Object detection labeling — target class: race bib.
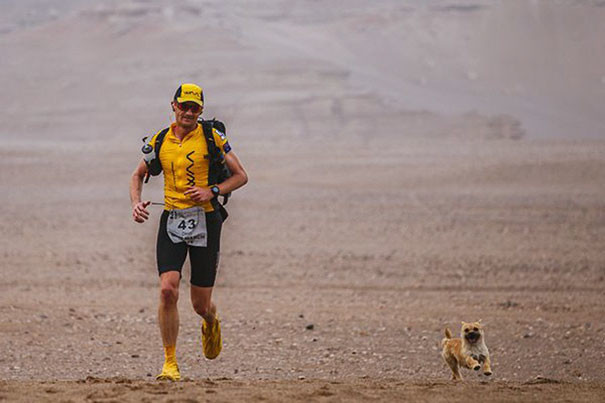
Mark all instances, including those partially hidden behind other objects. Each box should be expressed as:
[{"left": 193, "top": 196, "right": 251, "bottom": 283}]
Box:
[{"left": 166, "top": 206, "right": 207, "bottom": 247}]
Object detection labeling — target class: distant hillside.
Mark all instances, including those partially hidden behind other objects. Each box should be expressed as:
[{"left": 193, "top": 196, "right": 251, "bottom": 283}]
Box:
[{"left": 0, "top": 0, "right": 603, "bottom": 144}]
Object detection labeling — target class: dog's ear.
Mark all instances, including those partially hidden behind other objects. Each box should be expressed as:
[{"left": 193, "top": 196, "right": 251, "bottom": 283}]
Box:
[{"left": 478, "top": 319, "right": 482, "bottom": 323}]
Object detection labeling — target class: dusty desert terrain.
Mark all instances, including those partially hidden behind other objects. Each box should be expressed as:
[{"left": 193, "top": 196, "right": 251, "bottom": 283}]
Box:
[{"left": 1, "top": 1, "right": 604, "bottom": 401}]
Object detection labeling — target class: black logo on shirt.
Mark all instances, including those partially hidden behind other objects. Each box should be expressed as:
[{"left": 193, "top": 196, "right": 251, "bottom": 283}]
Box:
[{"left": 186, "top": 151, "right": 195, "bottom": 186}]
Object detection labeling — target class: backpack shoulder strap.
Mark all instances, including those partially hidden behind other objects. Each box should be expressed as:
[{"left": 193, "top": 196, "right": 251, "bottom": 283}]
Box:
[
  {"left": 200, "top": 120, "right": 219, "bottom": 157},
  {"left": 154, "top": 127, "right": 170, "bottom": 157},
  {"left": 200, "top": 120, "right": 221, "bottom": 181}
]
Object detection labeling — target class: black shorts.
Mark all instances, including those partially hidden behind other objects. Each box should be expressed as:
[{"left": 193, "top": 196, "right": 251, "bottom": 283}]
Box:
[{"left": 156, "top": 209, "right": 222, "bottom": 287}]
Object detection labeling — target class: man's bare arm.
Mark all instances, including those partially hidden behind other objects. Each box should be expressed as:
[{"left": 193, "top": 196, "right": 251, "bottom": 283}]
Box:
[
  {"left": 218, "top": 150, "right": 248, "bottom": 195},
  {"left": 130, "top": 159, "right": 151, "bottom": 223}
]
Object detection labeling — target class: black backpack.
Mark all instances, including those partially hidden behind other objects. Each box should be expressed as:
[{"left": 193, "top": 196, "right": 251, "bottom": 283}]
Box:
[{"left": 142, "top": 118, "right": 232, "bottom": 210}]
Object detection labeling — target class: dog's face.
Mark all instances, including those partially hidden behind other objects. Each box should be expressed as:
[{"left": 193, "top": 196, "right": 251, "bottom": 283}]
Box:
[{"left": 461, "top": 321, "right": 484, "bottom": 344}]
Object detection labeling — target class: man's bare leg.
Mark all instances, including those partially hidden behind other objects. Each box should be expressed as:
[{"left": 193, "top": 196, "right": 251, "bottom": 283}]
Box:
[
  {"left": 191, "top": 285, "right": 222, "bottom": 359},
  {"left": 157, "top": 271, "right": 181, "bottom": 380},
  {"left": 191, "top": 285, "right": 215, "bottom": 324}
]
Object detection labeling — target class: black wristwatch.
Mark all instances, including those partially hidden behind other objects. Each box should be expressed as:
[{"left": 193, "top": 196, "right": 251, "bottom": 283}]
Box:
[{"left": 211, "top": 185, "right": 220, "bottom": 197}]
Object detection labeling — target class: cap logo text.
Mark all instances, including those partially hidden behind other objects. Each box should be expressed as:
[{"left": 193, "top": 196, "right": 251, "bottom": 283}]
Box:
[{"left": 183, "top": 90, "right": 201, "bottom": 98}]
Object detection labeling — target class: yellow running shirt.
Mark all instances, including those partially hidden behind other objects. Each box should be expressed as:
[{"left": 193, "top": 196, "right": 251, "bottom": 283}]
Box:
[{"left": 149, "top": 122, "right": 230, "bottom": 211}]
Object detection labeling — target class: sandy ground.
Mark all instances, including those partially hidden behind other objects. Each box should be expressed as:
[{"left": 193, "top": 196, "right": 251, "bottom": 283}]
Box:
[
  {"left": 1, "top": 1, "right": 604, "bottom": 401},
  {"left": 2, "top": 378, "right": 605, "bottom": 403}
]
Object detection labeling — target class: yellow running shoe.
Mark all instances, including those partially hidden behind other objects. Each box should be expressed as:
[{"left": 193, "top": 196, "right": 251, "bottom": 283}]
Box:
[
  {"left": 156, "top": 361, "right": 181, "bottom": 381},
  {"left": 202, "top": 314, "right": 222, "bottom": 359}
]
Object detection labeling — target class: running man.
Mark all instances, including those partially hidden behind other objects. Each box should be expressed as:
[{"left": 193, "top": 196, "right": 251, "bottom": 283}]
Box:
[{"left": 129, "top": 83, "right": 248, "bottom": 380}]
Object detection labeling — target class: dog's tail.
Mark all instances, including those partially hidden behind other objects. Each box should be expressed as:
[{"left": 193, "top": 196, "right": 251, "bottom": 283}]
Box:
[{"left": 441, "top": 328, "right": 453, "bottom": 348}]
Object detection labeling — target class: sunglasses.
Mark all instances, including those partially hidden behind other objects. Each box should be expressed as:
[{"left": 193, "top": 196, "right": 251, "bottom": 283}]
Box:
[{"left": 175, "top": 101, "right": 202, "bottom": 113}]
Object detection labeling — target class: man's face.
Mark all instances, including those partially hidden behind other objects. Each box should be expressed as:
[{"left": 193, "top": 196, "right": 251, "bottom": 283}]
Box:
[{"left": 173, "top": 101, "right": 203, "bottom": 128}]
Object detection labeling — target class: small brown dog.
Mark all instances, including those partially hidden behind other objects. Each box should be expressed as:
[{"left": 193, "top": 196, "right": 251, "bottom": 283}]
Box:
[{"left": 441, "top": 320, "right": 492, "bottom": 380}]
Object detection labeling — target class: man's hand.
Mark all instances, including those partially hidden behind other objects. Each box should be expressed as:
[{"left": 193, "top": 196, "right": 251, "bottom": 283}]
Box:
[
  {"left": 184, "top": 186, "right": 214, "bottom": 203},
  {"left": 133, "top": 200, "right": 151, "bottom": 223}
]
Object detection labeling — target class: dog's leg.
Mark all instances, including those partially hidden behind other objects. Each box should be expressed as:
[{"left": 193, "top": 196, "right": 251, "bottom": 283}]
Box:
[
  {"left": 483, "top": 355, "right": 493, "bottom": 376},
  {"left": 465, "top": 355, "right": 481, "bottom": 371},
  {"left": 451, "top": 363, "right": 463, "bottom": 381},
  {"left": 443, "top": 352, "right": 462, "bottom": 381}
]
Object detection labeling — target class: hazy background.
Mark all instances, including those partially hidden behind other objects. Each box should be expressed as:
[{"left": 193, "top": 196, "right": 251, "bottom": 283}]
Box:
[{"left": 1, "top": 0, "right": 604, "bottom": 148}]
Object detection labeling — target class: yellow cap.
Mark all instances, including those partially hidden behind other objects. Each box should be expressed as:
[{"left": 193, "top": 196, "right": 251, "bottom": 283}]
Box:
[{"left": 173, "top": 83, "right": 204, "bottom": 107}]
